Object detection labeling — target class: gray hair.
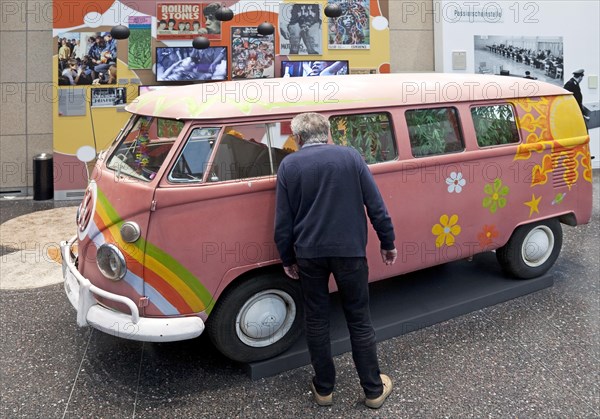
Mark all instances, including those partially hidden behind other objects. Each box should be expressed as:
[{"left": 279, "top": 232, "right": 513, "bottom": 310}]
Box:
[{"left": 290, "top": 112, "right": 330, "bottom": 145}]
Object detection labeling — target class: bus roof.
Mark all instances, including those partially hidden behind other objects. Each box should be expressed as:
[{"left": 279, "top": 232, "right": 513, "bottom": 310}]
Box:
[{"left": 125, "top": 73, "right": 569, "bottom": 120}]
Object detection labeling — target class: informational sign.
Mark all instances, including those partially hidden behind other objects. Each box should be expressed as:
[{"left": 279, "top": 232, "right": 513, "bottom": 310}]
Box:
[{"left": 58, "top": 88, "right": 87, "bottom": 116}]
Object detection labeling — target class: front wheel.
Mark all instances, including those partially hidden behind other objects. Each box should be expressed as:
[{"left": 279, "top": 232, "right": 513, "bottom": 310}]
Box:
[
  {"left": 207, "top": 273, "right": 303, "bottom": 363},
  {"left": 496, "top": 218, "right": 563, "bottom": 279}
]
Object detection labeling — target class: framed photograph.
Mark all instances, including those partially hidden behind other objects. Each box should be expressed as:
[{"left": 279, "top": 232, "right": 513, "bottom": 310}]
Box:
[
  {"left": 327, "top": 0, "right": 370, "bottom": 50},
  {"left": 281, "top": 60, "right": 349, "bottom": 77},
  {"left": 57, "top": 31, "right": 117, "bottom": 85},
  {"left": 128, "top": 16, "right": 152, "bottom": 69},
  {"left": 156, "top": 2, "right": 222, "bottom": 40},
  {"left": 279, "top": 3, "right": 322, "bottom": 55},
  {"left": 155, "top": 47, "right": 228, "bottom": 82},
  {"left": 474, "top": 35, "right": 564, "bottom": 85},
  {"left": 231, "top": 27, "right": 275, "bottom": 79},
  {"left": 91, "top": 87, "right": 127, "bottom": 107}
]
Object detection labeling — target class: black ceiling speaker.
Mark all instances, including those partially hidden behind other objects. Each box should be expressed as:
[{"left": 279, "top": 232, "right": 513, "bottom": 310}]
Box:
[
  {"left": 324, "top": 4, "right": 342, "bottom": 18},
  {"left": 257, "top": 22, "right": 275, "bottom": 36},
  {"left": 110, "top": 24, "right": 130, "bottom": 40},
  {"left": 215, "top": 6, "right": 234, "bottom": 21},
  {"left": 192, "top": 36, "right": 211, "bottom": 49}
]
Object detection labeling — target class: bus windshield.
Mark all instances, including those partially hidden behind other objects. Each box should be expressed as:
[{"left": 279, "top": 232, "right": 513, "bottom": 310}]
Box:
[{"left": 106, "top": 116, "right": 184, "bottom": 181}]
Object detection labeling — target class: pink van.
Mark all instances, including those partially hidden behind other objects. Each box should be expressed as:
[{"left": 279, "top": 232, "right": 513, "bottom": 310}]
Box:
[{"left": 61, "top": 74, "right": 593, "bottom": 362}]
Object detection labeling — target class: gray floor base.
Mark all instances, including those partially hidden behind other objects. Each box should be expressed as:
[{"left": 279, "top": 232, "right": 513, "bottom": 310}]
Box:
[{"left": 245, "top": 252, "right": 554, "bottom": 380}]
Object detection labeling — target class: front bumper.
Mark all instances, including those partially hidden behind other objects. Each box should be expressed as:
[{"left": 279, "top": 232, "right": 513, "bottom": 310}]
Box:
[{"left": 60, "top": 236, "right": 204, "bottom": 342}]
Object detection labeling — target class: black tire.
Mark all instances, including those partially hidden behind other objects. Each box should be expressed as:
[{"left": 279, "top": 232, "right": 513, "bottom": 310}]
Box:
[
  {"left": 207, "top": 273, "right": 303, "bottom": 363},
  {"left": 496, "top": 218, "right": 563, "bottom": 279}
]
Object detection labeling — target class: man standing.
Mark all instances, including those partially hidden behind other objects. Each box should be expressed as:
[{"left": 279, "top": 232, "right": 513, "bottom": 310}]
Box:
[
  {"left": 564, "top": 69, "right": 590, "bottom": 120},
  {"left": 274, "top": 112, "right": 397, "bottom": 409},
  {"left": 58, "top": 39, "right": 71, "bottom": 71},
  {"left": 72, "top": 39, "right": 85, "bottom": 60}
]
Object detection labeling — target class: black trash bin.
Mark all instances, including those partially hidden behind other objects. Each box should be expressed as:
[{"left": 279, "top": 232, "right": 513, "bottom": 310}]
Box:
[{"left": 33, "top": 153, "right": 54, "bottom": 200}]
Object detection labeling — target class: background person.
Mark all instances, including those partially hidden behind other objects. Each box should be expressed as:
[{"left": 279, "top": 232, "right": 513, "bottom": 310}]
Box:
[
  {"left": 274, "top": 112, "right": 397, "bottom": 409},
  {"left": 61, "top": 58, "right": 82, "bottom": 85},
  {"left": 203, "top": 3, "right": 222, "bottom": 34},
  {"left": 307, "top": 61, "right": 347, "bottom": 76},
  {"left": 93, "top": 64, "right": 116, "bottom": 85},
  {"left": 58, "top": 39, "right": 71, "bottom": 71},
  {"left": 92, "top": 32, "right": 116, "bottom": 77},
  {"left": 281, "top": 3, "right": 321, "bottom": 54},
  {"left": 564, "top": 69, "right": 590, "bottom": 120},
  {"left": 72, "top": 39, "right": 85, "bottom": 60}
]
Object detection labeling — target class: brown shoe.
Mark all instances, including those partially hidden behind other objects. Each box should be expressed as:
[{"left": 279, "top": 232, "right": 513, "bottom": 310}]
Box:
[
  {"left": 365, "top": 374, "right": 393, "bottom": 409},
  {"left": 310, "top": 381, "right": 333, "bottom": 406}
]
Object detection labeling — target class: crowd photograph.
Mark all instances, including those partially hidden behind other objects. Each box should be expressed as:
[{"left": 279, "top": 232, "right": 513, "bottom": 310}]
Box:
[
  {"left": 57, "top": 32, "right": 118, "bottom": 86},
  {"left": 474, "top": 35, "right": 563, "bottom": 85}
]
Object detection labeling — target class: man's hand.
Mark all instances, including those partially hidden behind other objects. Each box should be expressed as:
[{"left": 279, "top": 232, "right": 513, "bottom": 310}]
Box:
[
  {"left": 381, "top": 248, "right": 398, "bottom": 266},
  {"left": 283, "top": 264, "right": 300, "bottom": 279}
]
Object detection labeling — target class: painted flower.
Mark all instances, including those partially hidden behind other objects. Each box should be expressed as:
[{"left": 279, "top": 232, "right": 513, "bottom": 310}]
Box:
[
  {"left": 431, "top": 214, "right": 461, "bottom": 248},
  {"left": 483, "top": 178, "right": 509, "bottom": 214},
  {"left": 446, "top": 172, "right": 466, "bottom": 193},
  {"left": 477, "top": 224, "right": 499, "bottom": 248}
]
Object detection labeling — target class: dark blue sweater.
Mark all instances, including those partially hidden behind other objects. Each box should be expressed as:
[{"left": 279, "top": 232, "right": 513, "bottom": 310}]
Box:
[{"left": 274, "top": 144, "right": 395, "bottom": 266}]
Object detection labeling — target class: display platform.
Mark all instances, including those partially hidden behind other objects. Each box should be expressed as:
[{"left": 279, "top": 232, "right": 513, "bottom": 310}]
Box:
[{"left": 244, "top": 252, "right": 554, "bottom": 380}]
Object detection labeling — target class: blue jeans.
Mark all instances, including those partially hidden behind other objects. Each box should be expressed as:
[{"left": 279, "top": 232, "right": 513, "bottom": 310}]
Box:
[{"left": 297, "top": 257, "right": 383, "bottom": 398}]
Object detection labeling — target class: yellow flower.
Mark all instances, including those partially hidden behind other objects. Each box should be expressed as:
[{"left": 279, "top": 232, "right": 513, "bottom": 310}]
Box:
[{"left": 432, "top": 214, "right": 461, "bottom": 248}]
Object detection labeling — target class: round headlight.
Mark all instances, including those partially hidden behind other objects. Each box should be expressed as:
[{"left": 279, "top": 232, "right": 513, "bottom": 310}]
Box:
[
  {"left": 97, "top": 244, "right": 127, "bottom": 280},
  {"left": 120, "top": 221, "right": 141, "bottom": 243}
]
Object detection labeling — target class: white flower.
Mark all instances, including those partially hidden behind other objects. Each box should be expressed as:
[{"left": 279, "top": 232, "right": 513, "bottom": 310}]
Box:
[{"left": 446, "top": 172, "right": 466, "bottom": 193}]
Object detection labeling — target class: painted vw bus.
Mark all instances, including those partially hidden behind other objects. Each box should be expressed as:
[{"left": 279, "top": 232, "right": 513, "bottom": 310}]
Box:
[{"left": 61, "top": 74, "right": 593, "bottom": 363}]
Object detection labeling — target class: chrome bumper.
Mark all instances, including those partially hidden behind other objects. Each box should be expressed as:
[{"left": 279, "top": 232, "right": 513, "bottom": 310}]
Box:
[{"left": 60, "top": 236, "right": 204, "bottom": 342}]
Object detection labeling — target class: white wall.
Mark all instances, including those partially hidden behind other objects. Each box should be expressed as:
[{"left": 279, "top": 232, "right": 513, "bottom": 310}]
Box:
[{"left": 434, "top": 0, "right": 600, "bottom": 168}]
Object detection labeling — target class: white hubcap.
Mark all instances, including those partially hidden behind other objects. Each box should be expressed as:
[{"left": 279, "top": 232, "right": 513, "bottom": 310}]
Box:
[
  {"left": 521, "top": 226, "right": 554, "bottom": 267},
  {"left": 235, "top": 290, "right": 296, "bottom": 347}
]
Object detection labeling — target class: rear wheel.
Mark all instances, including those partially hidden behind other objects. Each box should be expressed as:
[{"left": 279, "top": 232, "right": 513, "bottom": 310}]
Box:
[
  {"left": 207, "top": 273, "right": 303, "bottom": 363},
  {"left": 496, "top": 219, "right": 562, "bottom": 279}
]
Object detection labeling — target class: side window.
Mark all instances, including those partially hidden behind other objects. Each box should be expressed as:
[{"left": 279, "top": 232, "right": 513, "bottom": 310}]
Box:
[
  {"left": 169, "top": 127, "right": 220, "bottom": 182},
  {"left": 471, "top": 104, "right": 520, "bottom": 147},
  {"left": 208, "top": 123, "right": 296, "bottom": 182},
  {"left": 329, "top": 113, "right": 397, "bottom": 164},
  {"left": 405, "top": 107, "right": 464, "bottom": 157}
]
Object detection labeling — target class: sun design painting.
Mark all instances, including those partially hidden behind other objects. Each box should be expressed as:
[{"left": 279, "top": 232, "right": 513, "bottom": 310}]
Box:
[{"left": 511, "top": 95, "right": 592, "bottom": 189}]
